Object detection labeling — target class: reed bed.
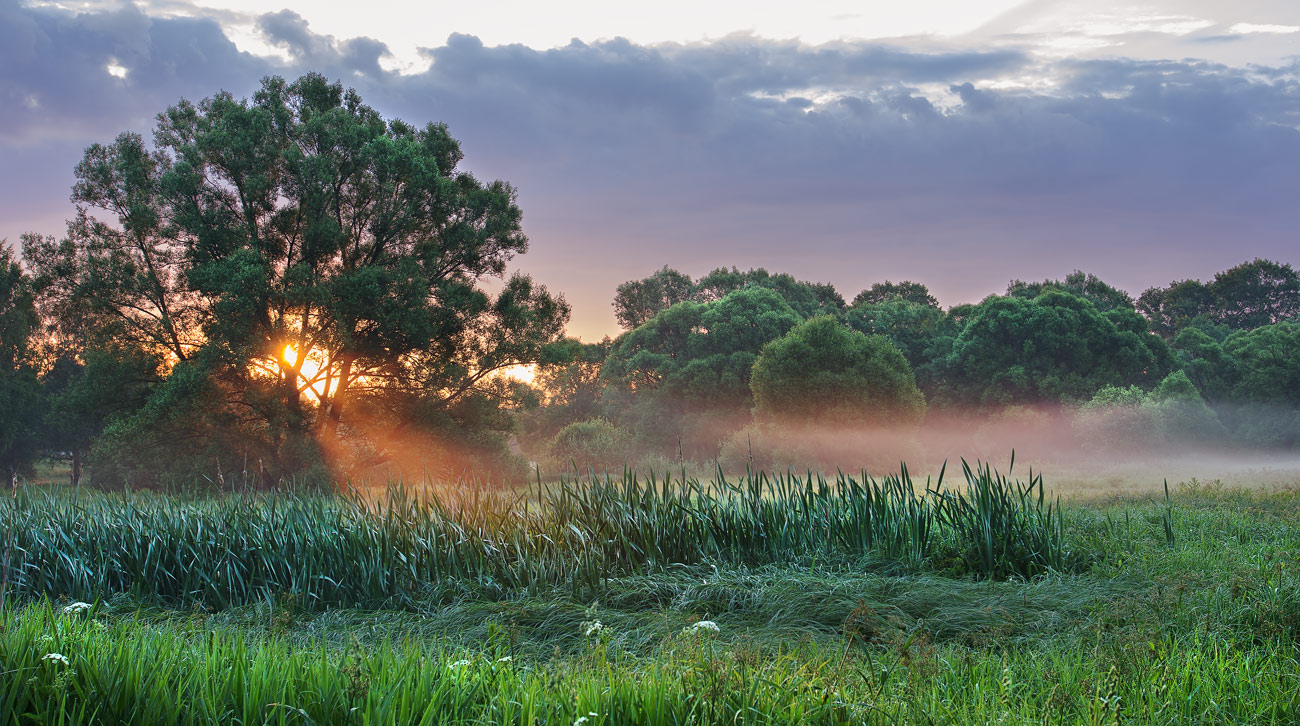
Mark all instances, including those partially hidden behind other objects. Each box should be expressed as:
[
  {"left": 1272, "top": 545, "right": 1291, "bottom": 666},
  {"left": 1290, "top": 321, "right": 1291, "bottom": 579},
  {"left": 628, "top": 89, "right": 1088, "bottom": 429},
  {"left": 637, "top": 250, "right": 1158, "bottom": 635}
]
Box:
[{"left": 0, "top": 461, "right": 1072, "bottom": 610}]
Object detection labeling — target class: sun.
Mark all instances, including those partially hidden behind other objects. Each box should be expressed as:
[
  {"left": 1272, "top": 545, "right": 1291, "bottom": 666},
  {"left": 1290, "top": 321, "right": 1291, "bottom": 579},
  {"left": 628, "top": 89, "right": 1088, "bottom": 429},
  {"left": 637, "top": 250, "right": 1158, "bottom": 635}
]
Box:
[{"left": 282, "top": 344, "right": 336, "bottom": 398}]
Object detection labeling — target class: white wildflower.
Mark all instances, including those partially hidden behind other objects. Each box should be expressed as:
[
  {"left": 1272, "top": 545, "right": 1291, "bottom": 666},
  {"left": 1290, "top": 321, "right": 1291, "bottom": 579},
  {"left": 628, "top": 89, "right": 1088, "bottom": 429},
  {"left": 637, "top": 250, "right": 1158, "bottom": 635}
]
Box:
[
  {"left": 62, "top": 602, "right": 93, "bottom": 615},
  {"left": 573, "top": 717, "right": 589, "bottom": 726},
  {"left": 584, "top": 621, "right": 604, "bottom": 637},
  {"left": 496, "top": 655, "right": 512, "bottom": 663},
  {"left": 42, "top": 653, "right": 70, "bottom": 666},
  {"left": 447, "top": 659, "right": 472, "bottom": 669},
  {"left": 684, "top": 620, "right": 720, "bottom": 634}
]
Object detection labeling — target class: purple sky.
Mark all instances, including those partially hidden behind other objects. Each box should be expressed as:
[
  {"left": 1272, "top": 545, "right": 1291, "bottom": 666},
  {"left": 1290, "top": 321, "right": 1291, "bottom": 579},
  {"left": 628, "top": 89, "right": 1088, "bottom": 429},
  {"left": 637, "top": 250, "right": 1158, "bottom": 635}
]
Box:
[{"left": 2, "top": 0, "right": 1298, "bottom": 339}]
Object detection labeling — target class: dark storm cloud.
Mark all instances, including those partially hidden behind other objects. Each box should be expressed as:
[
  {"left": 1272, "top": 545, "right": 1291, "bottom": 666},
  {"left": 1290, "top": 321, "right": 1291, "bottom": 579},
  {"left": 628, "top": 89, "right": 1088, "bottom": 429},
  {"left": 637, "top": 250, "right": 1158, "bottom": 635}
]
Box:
[{"left": 2, "top": 0, "right": 1298, "bottom": 335}]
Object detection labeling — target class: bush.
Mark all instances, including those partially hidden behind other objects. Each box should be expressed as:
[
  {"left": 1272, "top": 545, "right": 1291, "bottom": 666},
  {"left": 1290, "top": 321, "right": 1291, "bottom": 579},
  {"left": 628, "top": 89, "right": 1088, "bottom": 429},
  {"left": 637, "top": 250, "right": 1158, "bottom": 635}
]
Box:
[
  {"left": 552, "top": 418, "right": 629, "bottom": 472},
  {"left": 751, "top": 316, "right": 925, "bottom": 425}
]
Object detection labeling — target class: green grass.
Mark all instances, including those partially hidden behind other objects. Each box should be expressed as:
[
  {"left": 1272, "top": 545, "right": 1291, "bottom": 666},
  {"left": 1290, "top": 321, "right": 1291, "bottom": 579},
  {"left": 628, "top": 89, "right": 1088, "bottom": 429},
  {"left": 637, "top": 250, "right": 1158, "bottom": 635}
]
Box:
[
  {"left": 2, "top": 474, "right": 1298, "bottom": 724},
  {"left": 0, "top": 462, "right": 1071, "bottom": 610}
]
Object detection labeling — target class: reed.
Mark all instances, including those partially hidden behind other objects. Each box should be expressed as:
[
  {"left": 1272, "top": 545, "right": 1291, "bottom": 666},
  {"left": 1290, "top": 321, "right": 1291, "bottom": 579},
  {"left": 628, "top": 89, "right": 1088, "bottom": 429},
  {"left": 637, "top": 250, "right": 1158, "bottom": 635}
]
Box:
[{"left": 0, "top": 460, "right": 1074, "bottom": 609}]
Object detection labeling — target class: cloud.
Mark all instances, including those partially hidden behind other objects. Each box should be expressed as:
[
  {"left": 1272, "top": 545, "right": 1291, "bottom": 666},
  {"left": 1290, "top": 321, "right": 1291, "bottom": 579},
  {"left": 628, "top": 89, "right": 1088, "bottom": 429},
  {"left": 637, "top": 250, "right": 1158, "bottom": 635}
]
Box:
[
  {"left": 1230, "top": 22, "right": 1300, "bottom": 34},
  {"left": 1, "top": 0, "right": 1299, "bottom": 336}
]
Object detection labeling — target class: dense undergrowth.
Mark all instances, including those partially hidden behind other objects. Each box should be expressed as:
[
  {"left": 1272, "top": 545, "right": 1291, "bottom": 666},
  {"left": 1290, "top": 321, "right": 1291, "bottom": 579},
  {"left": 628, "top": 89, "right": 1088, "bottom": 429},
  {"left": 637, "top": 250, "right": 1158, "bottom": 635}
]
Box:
[{"left": 1, "top": 461, "right": 1072, "bottom": 609}]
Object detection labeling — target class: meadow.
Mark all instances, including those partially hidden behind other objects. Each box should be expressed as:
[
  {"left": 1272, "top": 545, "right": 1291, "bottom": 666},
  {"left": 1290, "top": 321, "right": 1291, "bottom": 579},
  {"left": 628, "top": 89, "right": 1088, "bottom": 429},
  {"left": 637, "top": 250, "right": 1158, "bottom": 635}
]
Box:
[{"left": 1, "top": 464, "right": 1298, "bottom": 725}]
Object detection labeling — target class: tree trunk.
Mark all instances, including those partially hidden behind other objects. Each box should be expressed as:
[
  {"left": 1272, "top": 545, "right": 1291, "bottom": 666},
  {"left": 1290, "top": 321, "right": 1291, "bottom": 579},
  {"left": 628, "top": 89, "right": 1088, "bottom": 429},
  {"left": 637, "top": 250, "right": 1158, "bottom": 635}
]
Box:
[{"left": 323, "top": 355, "right": 354, "bottom": 438}]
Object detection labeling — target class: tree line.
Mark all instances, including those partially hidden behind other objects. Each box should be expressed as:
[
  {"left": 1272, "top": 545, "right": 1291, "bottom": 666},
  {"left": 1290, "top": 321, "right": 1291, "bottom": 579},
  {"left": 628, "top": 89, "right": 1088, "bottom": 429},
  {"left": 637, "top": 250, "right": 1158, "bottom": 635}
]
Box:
[
  {"left": 1, "top": 73, "right": 1297, "bottom": 485},
  {"left": 522, "top": 262, "right": 1300, "bottom": 470}
]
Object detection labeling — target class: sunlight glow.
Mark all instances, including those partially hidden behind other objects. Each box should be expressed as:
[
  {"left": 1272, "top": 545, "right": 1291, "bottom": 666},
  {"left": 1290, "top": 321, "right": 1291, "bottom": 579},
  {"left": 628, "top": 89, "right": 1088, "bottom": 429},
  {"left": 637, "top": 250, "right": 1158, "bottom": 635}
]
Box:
[
  {"left": 498, "top": 364, "right": 537, "bottom": 385},
  {"left": 105, "top": 60, "right": 128, "bottom": 80},
  {"left": 282, "top": 344, "right": 337, "bottom": 399}
]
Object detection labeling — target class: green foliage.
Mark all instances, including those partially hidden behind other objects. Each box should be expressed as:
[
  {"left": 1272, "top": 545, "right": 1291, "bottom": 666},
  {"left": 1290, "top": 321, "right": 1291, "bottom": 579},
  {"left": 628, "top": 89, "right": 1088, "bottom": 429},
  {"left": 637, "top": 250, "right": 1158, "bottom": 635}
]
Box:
[
  {"left": 601, "top": 287, "right": 803, "bottom": 455},
  {"left": 0, "top": 245, "right": 41, "bottom": 478},
  {"left": 1139, "top": 258, "right": 1299, "bottom": 336},
  {"left": 1219, "top": 322, "right": 1300, "bottom": 447},
  {"left": 610, "top": 266, "right": 844, "bottom": 331},
  {"left": 1209, "top": 258, "right": 1300, "bottom": 329},
  {"left": 850, "top": 280, "right": 938, "bottom": 308},
  {"left": 751, "top": 316, "right": 925, "bottom": 425},
  {"left": 1147, "top": 370, "right": 1226, "bottom": 441},
  {"left": 22, "top": 74, "right": 569, "bottom": 483},
  {"left": 944, "top": 291, "right": 1171, "bottom": 406},
  {"left": 38, "top": 348, "right": 161, "bottom": 485},
  {"left": 695, "top": 267, "right": 845, "bottom": 318},
  {"left": 1171, "top": 327, "right": 1236, "bottom": 399},
  {"left": 1007, "top": 270, "right": 1135, "bottom": 312},
  {"left": 1, "top": 463, "right": 1080, "bottom": 610},
  {"left": 1075, "top": 371, "right": 1225, "bottom": 449},
  {"left": 612, "top": 266, "right": 695, "bottom": 329},
  {"left": 842, "top": 298, "right": 957, "bottom": 395},
  {"left": 931, "top": 460, "right": 1068, "bottom": 579},
  {"left": 1222, "top": 321, "right": 1300, "bottom": 407},
  {"left": 552, "top": 418, "right": 628, "bottom": 471}
]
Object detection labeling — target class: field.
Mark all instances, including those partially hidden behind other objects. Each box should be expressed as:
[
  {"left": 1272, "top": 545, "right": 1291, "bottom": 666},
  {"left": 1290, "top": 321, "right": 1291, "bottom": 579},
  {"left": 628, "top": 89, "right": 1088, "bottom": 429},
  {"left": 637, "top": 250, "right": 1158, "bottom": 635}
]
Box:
[{"left": 2, "top": 465, "right": 1298, "bottom": 725}]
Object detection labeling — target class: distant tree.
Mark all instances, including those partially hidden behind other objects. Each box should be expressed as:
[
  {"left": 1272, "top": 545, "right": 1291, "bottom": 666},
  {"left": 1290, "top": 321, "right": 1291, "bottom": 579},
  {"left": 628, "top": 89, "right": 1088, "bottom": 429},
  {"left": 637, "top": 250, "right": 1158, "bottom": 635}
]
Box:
[
  {"left": 1075, "top": 370, "right": 1224, "bottom": 449},
  {"left": 1208, "top": 259, "right": 1300, "bottom": 330},
  {"left": 0, "top": 246, "right": 41, "bottom": 482},
  {"left": 750, "top": 316, "right": 925, "bottom": 424},
  {"left": 1170, "top": 327, "right": 1236, "bottom": 400},
  {"left": 1147, "top": 370, "right": 1226, "bottom": 441},
  {"left": 23, "top": 74, "right": 569, "bottom": 483},
  {"left": 943, "top": 291, "right": 1172, "bottom": 406},
  {"left": 1139, "top": 259, "right": 1299, "bottom": 337},
  {"left": 1137, "top": 279, "right": 1215, "bottom": 338},
  {"left": 519, "top": 337, "right": 611, "bottom": 448},
  {"left": 551, "top": 418, "right": 627, "bottom": 471},
  {"left": 694, "top": 267, "right": 844, "bottom": 318},
  {"left": 600, "top": 287, "right": 803, "bottom": 456},
  {"left": 842, "top": 298, "right": 957, "bottom": 395},
  {"left": 852, "top": 280, "right": 938, "bottom": 308},
  {"left": 1223, "top": 322, "right": 1300, "bottom": 408},
  {"left": 603, "top": 287, "right": 801, "bottom": 406},
  {"left": 1008, "top": 271, "right": 1134, "bottom": 312},
  {"left": 39, "top": 348, "right": 161, "bottom": 485},
  {"left": 612, "top": 266, "right": 695, "bottom": 329}
]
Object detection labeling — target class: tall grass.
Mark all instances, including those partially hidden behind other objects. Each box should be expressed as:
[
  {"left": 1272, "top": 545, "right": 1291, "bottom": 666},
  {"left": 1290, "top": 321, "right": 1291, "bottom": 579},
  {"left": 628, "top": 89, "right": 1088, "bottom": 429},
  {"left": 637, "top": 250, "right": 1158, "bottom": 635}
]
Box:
[
  {"left": 3, "top": 601, "right": 1296, "bottom": 725},
  {"left": 1, "top": 461, "right": 1074, "bottom": 609}
]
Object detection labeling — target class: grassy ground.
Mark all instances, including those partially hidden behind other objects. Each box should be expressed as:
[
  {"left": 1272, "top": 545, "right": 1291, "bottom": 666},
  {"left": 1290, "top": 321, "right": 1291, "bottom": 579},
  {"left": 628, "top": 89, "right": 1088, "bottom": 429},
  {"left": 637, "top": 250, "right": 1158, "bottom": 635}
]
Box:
[{"left": 2, "top": 478, "right": 1298, "bottom": 724}]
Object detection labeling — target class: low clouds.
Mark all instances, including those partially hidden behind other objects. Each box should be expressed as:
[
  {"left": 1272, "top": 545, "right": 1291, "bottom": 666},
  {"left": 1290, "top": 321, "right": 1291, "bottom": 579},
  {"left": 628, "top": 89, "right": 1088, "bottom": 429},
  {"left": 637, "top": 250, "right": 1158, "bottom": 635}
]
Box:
[{"left": 2, "top": 0, "right": 1299, "bottom": 336}]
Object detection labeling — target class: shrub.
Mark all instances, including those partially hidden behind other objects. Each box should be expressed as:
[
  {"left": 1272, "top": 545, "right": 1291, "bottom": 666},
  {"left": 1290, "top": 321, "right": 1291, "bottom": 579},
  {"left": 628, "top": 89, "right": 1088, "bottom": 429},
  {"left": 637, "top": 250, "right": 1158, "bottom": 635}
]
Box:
[{"left": 552, "top": 418, "right": 629, "bottom": 472}]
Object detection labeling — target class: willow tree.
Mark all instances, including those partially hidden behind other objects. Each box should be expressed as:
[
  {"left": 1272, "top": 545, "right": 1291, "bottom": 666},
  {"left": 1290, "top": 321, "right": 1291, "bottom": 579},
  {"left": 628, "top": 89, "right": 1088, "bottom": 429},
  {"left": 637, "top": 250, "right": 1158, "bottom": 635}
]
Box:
[{"left": 24, "top": 73, "right": 569, "bottom": 482}]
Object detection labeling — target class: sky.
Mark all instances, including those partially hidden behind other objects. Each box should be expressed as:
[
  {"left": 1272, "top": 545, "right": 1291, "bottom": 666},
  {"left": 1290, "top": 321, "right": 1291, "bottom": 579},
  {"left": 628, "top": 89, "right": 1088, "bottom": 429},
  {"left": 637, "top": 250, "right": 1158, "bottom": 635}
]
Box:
[{"left": 2, "top": 1, "right": 1298, "bottom": 340}]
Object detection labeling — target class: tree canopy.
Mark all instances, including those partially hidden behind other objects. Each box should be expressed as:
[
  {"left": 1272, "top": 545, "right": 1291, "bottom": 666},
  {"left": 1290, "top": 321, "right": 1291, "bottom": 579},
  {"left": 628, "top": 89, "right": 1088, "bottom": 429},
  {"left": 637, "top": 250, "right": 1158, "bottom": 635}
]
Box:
[
  {"left": 22, "top": 73, "right": 570, "bottom": 482},
  {"left": 1139, "top": 259, "right": 1299, "bottom": 337},
  {"left": 750, "top": 316, "right": 925, "bottom": 425},
  {"left": 851, "top": 280, "right": 938, "bottom": 308},
  {"left": 944, "top": 291, "right": 1172, "bottom": 406}
]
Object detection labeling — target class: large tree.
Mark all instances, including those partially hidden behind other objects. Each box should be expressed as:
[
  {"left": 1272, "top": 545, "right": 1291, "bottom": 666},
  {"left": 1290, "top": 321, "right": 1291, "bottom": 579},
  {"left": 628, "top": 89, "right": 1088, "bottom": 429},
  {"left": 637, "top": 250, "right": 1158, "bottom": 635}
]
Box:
[
  {"left": 24, "top": 74, "right": 569, "bottom": 482},
  {"left": 943, "top": 291, "right": 1173, "bottom": 406}
]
